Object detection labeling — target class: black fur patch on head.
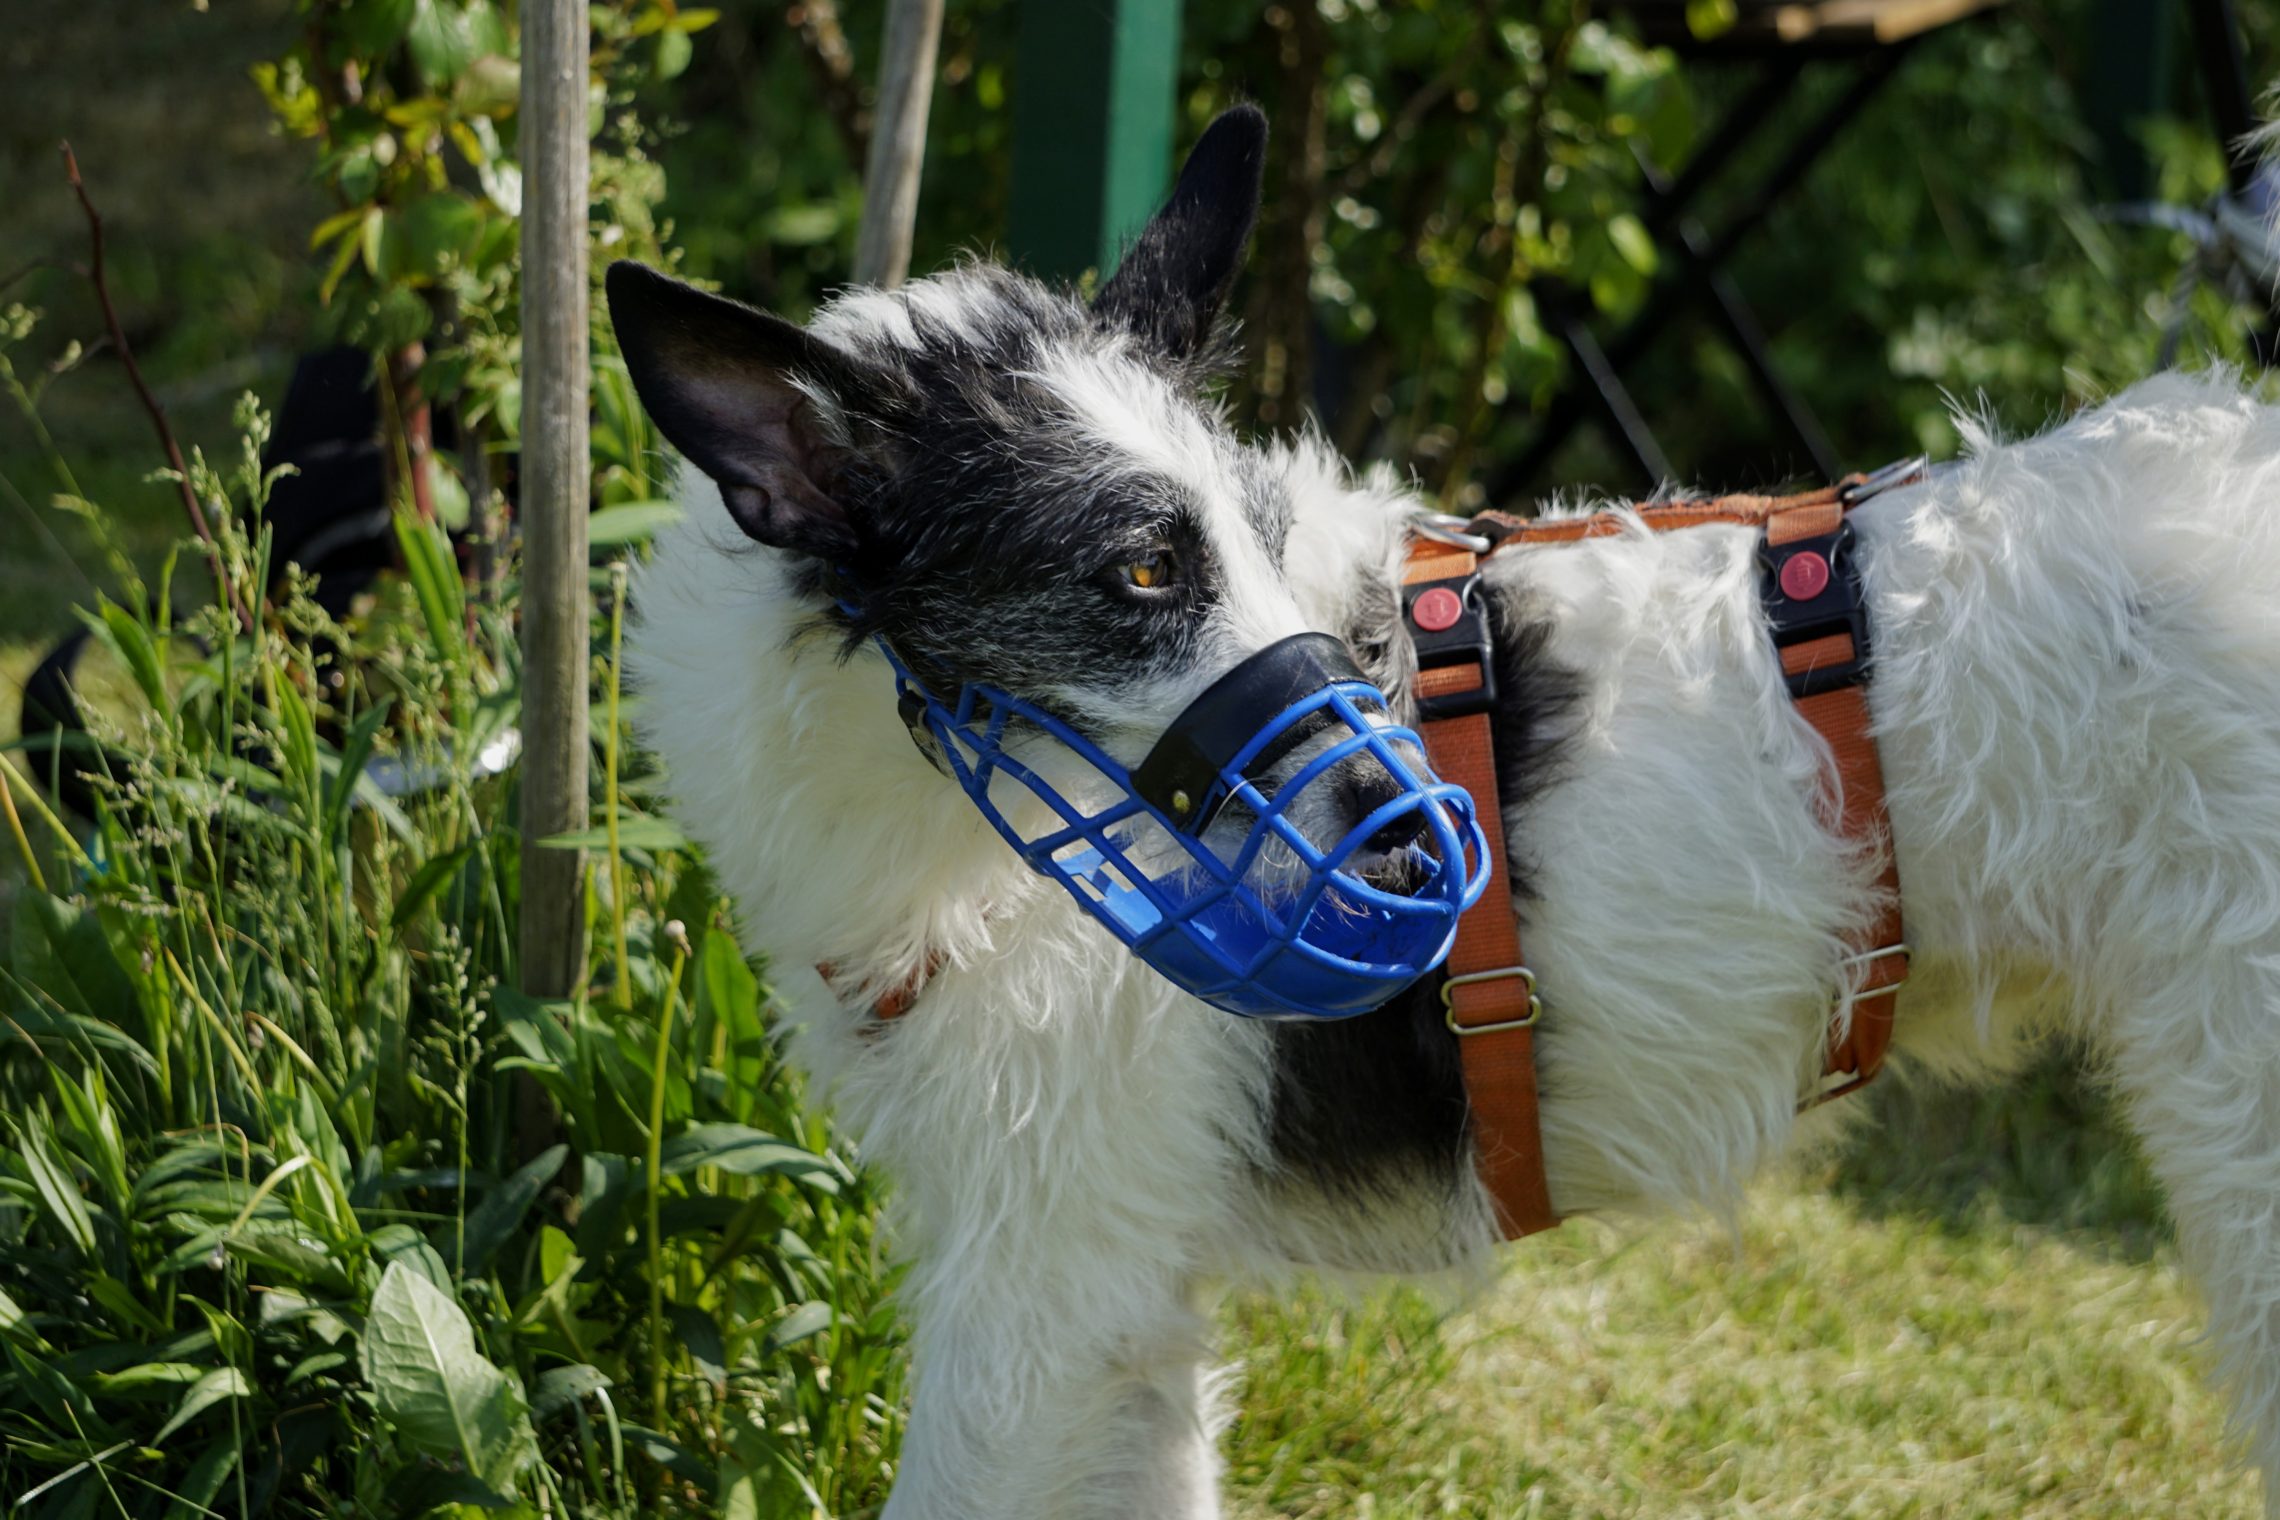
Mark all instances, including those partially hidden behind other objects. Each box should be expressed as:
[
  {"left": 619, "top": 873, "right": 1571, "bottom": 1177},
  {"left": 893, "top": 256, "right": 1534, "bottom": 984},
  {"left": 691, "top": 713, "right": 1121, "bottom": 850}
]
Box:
[
  {"left": 607, "top": 261, "right": 884, "bottom": 560},
  {"left": 1256, "top": 583, "right": 1583, "bottom": 1230},
  {"left": 609, "top": 108, "right": 1275, "bottom": 730},
  {"left": 797, "top": 265, "right": 1255, "bottom": 716},
  {"left": 1092, "top": 104, "right": 1267, "bottom": 364}
]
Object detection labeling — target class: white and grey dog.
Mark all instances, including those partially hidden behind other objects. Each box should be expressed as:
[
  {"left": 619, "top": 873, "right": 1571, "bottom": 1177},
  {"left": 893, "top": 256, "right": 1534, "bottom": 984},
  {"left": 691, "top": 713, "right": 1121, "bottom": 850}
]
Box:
[{"left": 615, "top": 106, "right": 2280, "bottom": 1518}]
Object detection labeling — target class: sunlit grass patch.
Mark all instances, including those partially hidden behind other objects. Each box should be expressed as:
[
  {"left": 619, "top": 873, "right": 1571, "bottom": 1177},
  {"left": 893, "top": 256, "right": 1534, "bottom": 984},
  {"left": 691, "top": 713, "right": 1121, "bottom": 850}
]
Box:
[{"left": 1225, "top": 1179, "right": 2256, "bottom": 1519}]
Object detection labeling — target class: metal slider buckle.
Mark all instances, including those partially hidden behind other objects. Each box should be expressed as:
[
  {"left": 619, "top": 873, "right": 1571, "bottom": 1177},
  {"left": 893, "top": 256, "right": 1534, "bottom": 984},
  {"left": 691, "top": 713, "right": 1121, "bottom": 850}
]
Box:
[{"left": 1442, "top": 965, "right": 1542, "bottom": 1034}]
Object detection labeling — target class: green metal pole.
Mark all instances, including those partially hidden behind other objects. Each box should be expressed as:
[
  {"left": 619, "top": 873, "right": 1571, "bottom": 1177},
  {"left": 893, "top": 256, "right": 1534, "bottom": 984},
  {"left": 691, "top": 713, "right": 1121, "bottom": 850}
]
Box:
[{"left": 1007, "top": 0, "right": 1183, "bottom": 282}]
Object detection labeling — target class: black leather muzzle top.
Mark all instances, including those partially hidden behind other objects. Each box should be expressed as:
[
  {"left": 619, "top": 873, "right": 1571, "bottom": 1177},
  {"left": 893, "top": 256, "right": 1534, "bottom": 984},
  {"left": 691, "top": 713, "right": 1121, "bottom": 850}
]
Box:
[{"left": 1130, "top": 633, "right": 1383, "bottom": 835}]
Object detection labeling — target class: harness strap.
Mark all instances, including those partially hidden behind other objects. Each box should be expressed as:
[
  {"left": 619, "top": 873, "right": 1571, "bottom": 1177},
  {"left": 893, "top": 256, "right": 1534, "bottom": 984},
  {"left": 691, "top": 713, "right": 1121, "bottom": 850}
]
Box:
[
  {"left": 1758, "top": 489, "right": 1908, "bottom": 1097},
  {"left": 1403, "top": 540, "right": 1560, "bottom": 1238},
  {"left": 1413, "top": 471, "right": 1917, "bottom": 1239}
]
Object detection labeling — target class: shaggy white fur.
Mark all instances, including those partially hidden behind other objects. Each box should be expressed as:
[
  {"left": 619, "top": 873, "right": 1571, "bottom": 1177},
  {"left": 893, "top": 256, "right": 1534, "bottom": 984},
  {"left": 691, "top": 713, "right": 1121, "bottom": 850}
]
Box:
[{"left": 631, "top": 366, "right": 2280, "bottom": 1516}]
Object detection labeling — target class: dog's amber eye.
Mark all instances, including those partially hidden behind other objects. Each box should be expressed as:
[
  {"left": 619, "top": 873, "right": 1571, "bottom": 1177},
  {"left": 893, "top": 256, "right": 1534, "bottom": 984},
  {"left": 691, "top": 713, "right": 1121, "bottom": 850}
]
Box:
[{"left": 1118, "top": 550, "right": 1176, "bottom": 591}]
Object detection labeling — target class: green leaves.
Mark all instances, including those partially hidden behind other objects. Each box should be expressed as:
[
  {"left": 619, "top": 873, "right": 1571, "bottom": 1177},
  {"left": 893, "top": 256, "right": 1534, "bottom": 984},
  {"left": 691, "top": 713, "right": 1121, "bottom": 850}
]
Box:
[
  {"left": 393, "top": 507, "right": 469, "bottom": 678},
  {"left": 586, "top": 498, "right": 684, "bottom": 548},
  {"left": 0, "top": 10, "right": 916, "bottom": 1512},
  {"left": 14, "top": 1118, "right": 98, "bottom": 1257},
  {"left": 338, "top": 0, "right": 418, "bottom": 55},
  {"left": 436, "top": 1145, "right": 568, "bottom": 1275},
  {"left": 407, "top": 0, "right": 480, "bottom": 86},
  {"left": 152, "top": 1367, "right": 251, "bottom": 1445},
  {"left": 660, "top": 1124, "right": 843, "bottom": 1192},
  {"left": 361, "top": 1263, "right": 539, "bottom": 1499}
]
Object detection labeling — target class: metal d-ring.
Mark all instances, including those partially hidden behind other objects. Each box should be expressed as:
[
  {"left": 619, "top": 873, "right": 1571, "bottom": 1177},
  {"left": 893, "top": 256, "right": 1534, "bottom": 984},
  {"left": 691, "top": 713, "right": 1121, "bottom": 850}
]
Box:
[
  {"left": 1410, "top": 512, "right": 1493, "bottom": 554},
  {"left": 1839, "top": 456, "right": 1930, "bottom": 507}
]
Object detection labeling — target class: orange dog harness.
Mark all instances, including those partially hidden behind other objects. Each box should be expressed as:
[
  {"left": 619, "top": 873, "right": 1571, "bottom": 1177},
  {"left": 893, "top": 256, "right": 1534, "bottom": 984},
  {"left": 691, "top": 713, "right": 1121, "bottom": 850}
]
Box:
[{"left": 1406, "top": 464, "right": 1921, "bottom": 1239}]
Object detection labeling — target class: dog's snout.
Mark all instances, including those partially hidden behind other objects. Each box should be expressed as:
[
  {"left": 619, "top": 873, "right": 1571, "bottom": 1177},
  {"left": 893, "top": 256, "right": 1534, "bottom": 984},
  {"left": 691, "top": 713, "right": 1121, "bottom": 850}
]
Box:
[{"left": 1338, "top": 767, "right": 1426, "bottom": 854}]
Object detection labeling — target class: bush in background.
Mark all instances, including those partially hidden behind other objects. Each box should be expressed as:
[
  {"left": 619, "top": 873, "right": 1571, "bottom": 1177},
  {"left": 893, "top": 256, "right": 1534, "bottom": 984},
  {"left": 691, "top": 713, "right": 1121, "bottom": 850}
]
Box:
[{"left": 0, "top": 4, "right": 904, "bottom": 1515}]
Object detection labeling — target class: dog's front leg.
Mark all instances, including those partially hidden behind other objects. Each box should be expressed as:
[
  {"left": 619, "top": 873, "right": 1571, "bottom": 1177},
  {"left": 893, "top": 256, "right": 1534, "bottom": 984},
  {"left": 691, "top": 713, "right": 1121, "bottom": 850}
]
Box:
[{"left": 883, "top": 1279, "right": 1223, "bottom": 1520}]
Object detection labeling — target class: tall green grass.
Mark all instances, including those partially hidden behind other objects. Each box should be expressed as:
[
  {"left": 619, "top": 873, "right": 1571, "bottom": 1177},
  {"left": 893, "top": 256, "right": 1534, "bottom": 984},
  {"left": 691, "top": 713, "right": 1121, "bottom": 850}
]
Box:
[{"left": 0, "top": 325, "right": 904, "bottom": 1517}]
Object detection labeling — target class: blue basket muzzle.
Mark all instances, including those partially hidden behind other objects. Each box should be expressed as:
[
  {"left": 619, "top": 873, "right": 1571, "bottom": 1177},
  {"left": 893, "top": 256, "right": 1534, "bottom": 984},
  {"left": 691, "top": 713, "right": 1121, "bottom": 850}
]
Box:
[{"left": 878, "top": 631, "right": 1492, "bottom": 1019}]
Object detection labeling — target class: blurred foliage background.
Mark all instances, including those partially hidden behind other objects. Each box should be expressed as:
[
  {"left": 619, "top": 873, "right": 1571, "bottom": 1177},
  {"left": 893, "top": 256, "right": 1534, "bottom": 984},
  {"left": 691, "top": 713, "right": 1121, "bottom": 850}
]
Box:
[{"left": 6, "top": 0, "right": 2278, "bottom": 661}]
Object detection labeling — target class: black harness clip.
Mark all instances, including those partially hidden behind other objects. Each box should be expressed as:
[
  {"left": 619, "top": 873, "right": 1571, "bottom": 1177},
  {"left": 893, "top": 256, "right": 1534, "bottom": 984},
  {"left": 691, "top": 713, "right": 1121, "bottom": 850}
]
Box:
[
  {"left": 1760, "top": 519, "right": 1871, "bottom": 700},
  {"left": 1405, "top": 574, "right": 1498, "bottom": 720}
]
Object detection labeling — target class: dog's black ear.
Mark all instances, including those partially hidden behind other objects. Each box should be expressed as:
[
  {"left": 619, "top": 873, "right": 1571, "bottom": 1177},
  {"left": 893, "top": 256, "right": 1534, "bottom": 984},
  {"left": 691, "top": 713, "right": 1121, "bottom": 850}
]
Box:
[
  {"left": 1091, "top": 105, "right": 1267, "bottom": 362},
  {"left": 606, "top": 260, "right": 866, "bottom": 557}
]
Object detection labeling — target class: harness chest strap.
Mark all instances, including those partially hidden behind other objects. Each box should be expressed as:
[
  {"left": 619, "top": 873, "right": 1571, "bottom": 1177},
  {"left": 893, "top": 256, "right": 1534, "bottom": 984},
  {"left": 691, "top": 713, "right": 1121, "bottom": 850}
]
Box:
[
  {"left": 1412, "top": 480, "right": 1913, "bottom": 1240},
  {"left": 1402, "top": 539, "right": 1558, "bottom": 1237}
]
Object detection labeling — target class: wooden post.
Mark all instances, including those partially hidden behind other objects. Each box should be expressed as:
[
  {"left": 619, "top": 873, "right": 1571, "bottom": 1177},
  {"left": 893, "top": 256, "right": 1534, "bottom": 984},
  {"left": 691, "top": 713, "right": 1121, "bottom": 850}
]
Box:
[
  {"left": 519, "top": 0, "right": 591, "bottom": 1000},
  {"left": 853, "top": 0, "right": 945, "bottom": 289},
  {"left": 1006, "top": 0, "right": 1182, "bottom": 281}
]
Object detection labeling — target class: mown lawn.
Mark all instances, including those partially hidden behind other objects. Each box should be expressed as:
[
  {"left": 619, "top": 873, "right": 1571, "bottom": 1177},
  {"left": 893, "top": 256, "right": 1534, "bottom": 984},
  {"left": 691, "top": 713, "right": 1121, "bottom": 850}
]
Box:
[{"left": 1221, "top": 1066, "right": 2255, "bottom": 1519}]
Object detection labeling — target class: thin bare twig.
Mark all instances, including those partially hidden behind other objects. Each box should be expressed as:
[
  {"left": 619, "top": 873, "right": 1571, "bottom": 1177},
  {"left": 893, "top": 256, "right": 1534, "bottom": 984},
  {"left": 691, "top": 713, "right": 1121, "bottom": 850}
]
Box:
[{"left": 59, "top": 140, "right": 253, "bottom": 632}]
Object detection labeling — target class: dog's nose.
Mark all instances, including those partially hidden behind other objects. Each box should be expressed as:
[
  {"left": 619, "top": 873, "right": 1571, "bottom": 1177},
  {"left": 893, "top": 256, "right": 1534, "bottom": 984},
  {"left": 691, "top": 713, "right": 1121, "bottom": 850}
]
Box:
[{"left": 1338, "top": 767, "right": 1426, "bottom": 854}]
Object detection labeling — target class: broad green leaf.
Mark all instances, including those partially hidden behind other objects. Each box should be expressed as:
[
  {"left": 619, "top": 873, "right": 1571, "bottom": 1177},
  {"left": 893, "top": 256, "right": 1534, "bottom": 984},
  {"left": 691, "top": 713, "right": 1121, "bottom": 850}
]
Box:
[
  {"left": 12, "top": 892, "right": 138, "bottom": 1024},
  {"left": 668, "top": 1304, "right": 726, "bottom": 1386},
  {"left": 96, "top": 599, "right": 166, "bottom": 708},
  {"left": 339, "top": 0, "right": 417, "bottom": 52},
  {"left": 393, "top": 510, "right": 468, "bottom": 675},
  {"left": 540, "top": 815, "right": 690, "bottom": 853},
  {"left": 586, "top": 499, "right": 682, "bottom": 547},
  {"left": 1607, "top": 212, "right": 1658, "bottom": 276},
  {"left": 397, "top": 191, "right": 486, "bottom": 278},
  {"left": 310, "top": 205, "right": 367, "bottom": 251},
  {"left": 572, "top": 1154, "right": 634, "bottom": 1260},
  {"left": 85, "top": 1274, "right": 165, "bottom": 1337},
  {"left": 658, "top": 1124, "right": 840, "bottom": 1191},
  {"left": 698, "top": 929, "right": 759, "bottom": 1029},
  {"left": 92, "top": 1361, "right": 209, "bottom": 1398},
  {"left": 652, "top": 26, "right": 693, "bottom": 80},
  {"left": 16, "top": 1119, "right": 98, "bottom": 1256},
  {"left": 761, "top": 1301, "right": 833, "bottom": 1355},
  {"left": 619, "top": 1425, "right": 718, "bottom": 1489},
  {"left": 436, "top": 1143, "right": 565, "bottom": 1274},
  {"left": 153, "top": 1366, "right": 251, "bottom": 1444},
  {"left": 360, "top": 1262, "right": 539, "bottom": 1497},
  {"left": 529, "top": 1363, "right": 609, "bottom": 1421},
  {"left": 372, "top": 1231, "right": 456, "bottom": 1296},
  {"left": 162, "top": 1439, "right": 241, "bottom": 1520},
  {"left": 408, "top": 0, "right": 478, "bottom": 85},
  {"left": 392, "top": 842, "right": 479, "bottom": 929},
  {"left": 320, "top": 215, "right": 369, "bottom": 304},
  {"left": 286, "top": 1349, "right": 352, "bottom": 1386}
]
